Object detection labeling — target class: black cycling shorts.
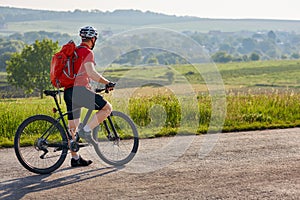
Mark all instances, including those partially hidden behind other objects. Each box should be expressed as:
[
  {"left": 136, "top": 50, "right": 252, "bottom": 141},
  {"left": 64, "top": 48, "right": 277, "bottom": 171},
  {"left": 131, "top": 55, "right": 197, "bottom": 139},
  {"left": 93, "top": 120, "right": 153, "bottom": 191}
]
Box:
[{"left": 64, "top": 86, "right": 107, "bottom": 120}]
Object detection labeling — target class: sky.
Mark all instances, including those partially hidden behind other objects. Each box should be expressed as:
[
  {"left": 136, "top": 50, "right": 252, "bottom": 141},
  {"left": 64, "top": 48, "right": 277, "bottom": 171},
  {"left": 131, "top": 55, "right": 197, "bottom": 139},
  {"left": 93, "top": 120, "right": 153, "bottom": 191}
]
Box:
[{"left": 0, "top": 0, "right": 300, "bottom": 20}]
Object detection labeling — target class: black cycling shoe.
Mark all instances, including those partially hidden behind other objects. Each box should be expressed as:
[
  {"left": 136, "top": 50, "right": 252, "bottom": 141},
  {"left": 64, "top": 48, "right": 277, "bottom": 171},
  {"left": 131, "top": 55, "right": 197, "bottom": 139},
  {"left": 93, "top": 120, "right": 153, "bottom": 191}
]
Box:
[{"left": 71, "top": 156, "right": 93, "bottom": 167}]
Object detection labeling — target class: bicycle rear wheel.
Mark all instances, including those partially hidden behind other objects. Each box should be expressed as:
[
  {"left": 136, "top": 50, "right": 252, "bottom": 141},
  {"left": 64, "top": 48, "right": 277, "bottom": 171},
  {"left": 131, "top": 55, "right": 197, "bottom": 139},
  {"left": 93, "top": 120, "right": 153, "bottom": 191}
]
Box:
[
  {"left": 14, "top": 115, "right": 68, "bottom": 174},
  {"left": 92, "top": 111, "right": 139, "bottom": 166}
]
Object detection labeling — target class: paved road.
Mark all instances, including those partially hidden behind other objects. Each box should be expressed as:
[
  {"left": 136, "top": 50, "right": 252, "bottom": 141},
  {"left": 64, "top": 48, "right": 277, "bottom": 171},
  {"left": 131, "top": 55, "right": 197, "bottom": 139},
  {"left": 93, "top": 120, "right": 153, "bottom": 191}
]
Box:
[{"left": 0, "top": 128, "right": 299, "bottom": 199}]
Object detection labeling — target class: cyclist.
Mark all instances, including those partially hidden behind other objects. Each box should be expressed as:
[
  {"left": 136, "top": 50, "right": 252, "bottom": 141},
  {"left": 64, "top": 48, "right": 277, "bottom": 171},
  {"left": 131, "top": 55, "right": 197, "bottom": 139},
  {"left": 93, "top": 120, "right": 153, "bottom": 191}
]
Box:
[{"left": 63, "top": 26, "right": 115, "bottom": 167}]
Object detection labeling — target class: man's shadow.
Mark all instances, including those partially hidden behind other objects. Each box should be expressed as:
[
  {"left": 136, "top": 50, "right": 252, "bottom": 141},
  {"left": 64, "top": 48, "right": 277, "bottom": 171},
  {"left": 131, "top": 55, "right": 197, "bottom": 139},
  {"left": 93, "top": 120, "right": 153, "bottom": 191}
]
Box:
[{"left": 0, "top": 166, "right": 121, "bottom": 200}]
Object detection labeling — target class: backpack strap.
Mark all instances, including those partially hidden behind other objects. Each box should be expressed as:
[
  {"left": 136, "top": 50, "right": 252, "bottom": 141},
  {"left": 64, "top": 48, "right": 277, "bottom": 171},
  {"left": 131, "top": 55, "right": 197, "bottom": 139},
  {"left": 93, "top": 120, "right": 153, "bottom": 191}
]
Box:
[{"left": 71, "top": 45, "right": 88, "bottom": 78}]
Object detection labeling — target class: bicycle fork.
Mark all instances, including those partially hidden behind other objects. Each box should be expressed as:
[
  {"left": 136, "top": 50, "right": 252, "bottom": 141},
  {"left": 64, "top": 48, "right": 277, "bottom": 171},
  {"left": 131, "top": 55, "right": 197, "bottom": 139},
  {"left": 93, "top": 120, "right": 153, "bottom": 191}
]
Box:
[{"left": 103, "top": 116, "right": 120, "bottom": 144}]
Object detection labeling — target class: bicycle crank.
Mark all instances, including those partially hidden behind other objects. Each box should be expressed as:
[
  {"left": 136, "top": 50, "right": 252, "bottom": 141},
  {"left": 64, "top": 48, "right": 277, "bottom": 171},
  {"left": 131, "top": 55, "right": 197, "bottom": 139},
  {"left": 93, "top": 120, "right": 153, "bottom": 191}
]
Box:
[{"left": 70, "top": 140, "right": 80, "bottom": 152}]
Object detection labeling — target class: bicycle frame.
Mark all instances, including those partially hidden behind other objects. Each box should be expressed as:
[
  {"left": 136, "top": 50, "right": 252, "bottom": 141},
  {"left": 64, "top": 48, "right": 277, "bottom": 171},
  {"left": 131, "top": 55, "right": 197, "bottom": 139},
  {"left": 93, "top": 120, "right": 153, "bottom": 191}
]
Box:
[
  {"left": 15, "top": 88, "right": 137, "bottom": 174},
  {"left": 48, "top": 90, "right": 119, "bottom": 143}
]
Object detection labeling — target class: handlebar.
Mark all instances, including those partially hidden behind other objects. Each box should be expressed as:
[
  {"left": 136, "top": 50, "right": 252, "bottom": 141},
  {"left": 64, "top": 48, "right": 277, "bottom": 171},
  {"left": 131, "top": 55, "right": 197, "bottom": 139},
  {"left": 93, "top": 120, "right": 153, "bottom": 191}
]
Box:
[
  {"left": 95, "top": 88, "right": 107, "bottom": 93},
  {"left": 96, "top": 82, "right": 116, "bottom": 93},
  {"left": 44, "top": 82, "right": 115, "bottom": 96}
]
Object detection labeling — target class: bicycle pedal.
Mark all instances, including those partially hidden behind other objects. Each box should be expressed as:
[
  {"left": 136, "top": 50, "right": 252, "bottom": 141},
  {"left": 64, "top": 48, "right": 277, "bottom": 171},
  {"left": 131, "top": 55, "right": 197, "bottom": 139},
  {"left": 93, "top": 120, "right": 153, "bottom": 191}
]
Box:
[{"left": 79, "top": 143, "right": 89, "bottom": 147}]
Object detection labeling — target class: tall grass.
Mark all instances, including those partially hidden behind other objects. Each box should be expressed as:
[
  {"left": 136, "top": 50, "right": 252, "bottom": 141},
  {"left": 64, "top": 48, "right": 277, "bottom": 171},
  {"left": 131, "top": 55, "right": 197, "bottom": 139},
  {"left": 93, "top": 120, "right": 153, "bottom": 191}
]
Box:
[
  {"left": 117, "top": 89, "right": 300, "bottom": 137},
  {"left": 224, "top": 89, "right": 300, "bottom": 131},
  {"left": 0, "top": 97, "right": 60, "bottom": 147},
  {"left": 1, "top": 90, "right": 300, "bottom": 147},
  {"left": 129, "top": 95, "right": 181, "bottom": 128}
]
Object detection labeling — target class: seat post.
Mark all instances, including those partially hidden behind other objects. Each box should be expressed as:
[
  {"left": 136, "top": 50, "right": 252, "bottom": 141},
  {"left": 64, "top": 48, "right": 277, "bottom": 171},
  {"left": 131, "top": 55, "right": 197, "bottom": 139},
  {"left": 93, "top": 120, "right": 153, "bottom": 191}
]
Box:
[{"left": 53, "top": 95, "right": 63, "bottom": 115}]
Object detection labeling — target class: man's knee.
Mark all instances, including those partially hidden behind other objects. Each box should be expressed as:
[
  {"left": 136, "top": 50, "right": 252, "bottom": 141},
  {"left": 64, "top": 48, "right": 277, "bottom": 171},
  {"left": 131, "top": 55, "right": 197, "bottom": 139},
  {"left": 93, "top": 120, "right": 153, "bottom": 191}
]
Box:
[
  {"left": 100, "top": 102, "right": 112, "bottom": 117},
  {"left": 104, "top": 102, "right": 112, "bottom": 113}
]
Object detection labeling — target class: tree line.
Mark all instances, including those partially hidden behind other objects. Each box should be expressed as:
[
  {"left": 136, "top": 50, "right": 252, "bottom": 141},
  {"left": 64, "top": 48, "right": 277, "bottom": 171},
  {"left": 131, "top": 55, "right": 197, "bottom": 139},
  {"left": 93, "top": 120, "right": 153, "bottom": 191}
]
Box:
[
  {"left": 3, "top": 34, "right": 300, "bottom": 98},
  {"left": 189, "top": 30, "right": 300, "bottom": 62},
  {"left": 2, "top": 29, "right": 300, "bottom": 72}
]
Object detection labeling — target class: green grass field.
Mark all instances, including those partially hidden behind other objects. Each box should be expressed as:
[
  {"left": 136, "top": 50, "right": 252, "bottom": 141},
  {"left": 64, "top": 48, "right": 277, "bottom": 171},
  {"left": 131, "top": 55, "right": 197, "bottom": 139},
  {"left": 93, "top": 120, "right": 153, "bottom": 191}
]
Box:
[
  {"left": 1, "top": 59, "right": 300, "bottom": 147},
  {"left": 102, "top": 60, "right": 300, "bottom": 92},
  {"left": 218, "top": 60, "right": 300, "bottom": 87}
]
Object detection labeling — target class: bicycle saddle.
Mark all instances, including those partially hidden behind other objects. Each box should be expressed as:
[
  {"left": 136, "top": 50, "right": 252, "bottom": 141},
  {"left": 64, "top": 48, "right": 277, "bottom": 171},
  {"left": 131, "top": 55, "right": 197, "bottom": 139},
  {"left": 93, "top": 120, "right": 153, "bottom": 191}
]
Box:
[{"left": 44, "top": 90, "right": 63, "bottom": 97}]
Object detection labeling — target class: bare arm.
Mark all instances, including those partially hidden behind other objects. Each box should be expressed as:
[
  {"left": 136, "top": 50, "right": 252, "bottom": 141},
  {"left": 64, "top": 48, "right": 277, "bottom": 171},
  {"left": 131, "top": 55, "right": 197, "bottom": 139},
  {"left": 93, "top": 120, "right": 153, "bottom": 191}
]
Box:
[{"left": 84, "top": 62, "right": 109, "bottom": 85}]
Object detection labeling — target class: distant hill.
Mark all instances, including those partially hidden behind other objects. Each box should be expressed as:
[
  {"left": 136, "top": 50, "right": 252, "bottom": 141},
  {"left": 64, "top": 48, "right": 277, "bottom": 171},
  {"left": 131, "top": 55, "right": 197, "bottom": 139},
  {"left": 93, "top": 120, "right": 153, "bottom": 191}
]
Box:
[
  {"left": 0, "top": 6, "right": 199, "bottom": 25},
  {"left": 1, "top": 6, "right": 300, "bottom": 34}
]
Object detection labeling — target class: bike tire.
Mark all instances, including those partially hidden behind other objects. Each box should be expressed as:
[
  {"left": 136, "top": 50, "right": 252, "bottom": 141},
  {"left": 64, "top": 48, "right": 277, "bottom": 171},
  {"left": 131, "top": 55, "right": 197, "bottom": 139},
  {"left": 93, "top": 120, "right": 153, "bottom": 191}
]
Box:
[
  {"left": 92, "top": 111, "right": 139, "bottom": 166},
  {"left": 14, "top": 115, "right": 68, "bottom": 174}
]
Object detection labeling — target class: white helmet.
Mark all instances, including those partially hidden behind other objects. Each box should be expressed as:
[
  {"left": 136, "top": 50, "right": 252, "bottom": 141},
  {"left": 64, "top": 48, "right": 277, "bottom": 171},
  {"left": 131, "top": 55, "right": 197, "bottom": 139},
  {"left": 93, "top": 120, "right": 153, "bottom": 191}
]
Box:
[{"left": 79, "top": 26, "right": 98, "bottom": 39}]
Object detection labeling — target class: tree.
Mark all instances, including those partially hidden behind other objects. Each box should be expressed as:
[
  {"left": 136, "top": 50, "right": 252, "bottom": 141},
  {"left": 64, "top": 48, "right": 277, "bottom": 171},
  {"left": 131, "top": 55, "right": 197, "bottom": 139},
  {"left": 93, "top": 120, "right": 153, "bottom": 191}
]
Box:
[
  {"left": 147, "top": 57, "right": 159, "bottom": 65},
  {"left": 6, "top": 39, "right": 59, "bottom": 98},
  {"left": 267, "top": 30, "right": 276, "bottom": 40},
  {"left": 127, "top": 49, "right": 142, "bottom": 65},
  {"left": 238, "top": 38, "right": 256, "bottom": 54},
  {"left": 291, "top": 52, "right": 300, "bottom": 59},
  {"left": 249, "top": 52, "right": 260, "bottom": 61},
  {"left": 211, "top": 51, "right": 232, "bottom": 63}
]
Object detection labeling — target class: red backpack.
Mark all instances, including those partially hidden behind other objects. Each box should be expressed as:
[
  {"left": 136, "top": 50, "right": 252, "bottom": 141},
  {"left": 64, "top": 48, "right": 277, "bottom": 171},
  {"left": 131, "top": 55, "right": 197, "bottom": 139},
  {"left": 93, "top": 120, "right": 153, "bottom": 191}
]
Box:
[{"left": 50, "top": 40, "right": 79, "bottom": 88}]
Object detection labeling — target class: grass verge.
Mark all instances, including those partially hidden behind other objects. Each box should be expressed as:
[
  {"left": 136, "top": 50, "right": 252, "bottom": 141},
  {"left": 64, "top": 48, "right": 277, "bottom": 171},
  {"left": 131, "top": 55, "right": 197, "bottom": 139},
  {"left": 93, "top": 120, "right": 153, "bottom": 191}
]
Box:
[{"left": 1, "top": 89, "right": 300, "bottom": 147}]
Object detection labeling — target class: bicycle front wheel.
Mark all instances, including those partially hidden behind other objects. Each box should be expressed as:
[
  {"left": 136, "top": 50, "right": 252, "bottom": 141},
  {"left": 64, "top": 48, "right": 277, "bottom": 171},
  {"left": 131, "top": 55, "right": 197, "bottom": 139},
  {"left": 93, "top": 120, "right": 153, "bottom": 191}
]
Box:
[
  {"left": 14, "top": 115, "right": 68, "bottom": 174},
  {"left": 92, "top": 111, "right": 139, "bottom": 166}
]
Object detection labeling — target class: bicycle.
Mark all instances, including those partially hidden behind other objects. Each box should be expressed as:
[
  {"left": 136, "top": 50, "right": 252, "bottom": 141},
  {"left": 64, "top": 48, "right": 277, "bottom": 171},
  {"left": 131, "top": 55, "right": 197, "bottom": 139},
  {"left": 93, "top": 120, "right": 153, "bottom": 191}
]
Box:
[{"left": 14, "top": 88, "right": 139, "bottom": 174}]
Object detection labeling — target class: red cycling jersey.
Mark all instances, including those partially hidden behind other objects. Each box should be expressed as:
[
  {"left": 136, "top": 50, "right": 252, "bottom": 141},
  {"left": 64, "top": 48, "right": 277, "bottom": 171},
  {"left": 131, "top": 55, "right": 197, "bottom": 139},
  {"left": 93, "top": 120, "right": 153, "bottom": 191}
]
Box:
[{"left": 64, "top": 43, "right": 96, "bottom": 89}]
